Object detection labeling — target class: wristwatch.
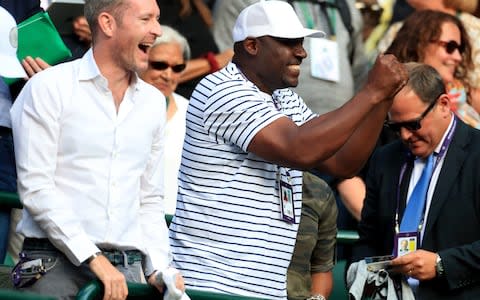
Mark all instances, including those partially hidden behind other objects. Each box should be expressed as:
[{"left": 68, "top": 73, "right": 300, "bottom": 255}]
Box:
[{"left": 435, "top": 254, "right": 444, "bottom": 277}]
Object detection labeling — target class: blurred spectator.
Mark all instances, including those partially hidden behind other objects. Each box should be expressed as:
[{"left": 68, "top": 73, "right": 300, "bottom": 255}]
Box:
[
  {"left": 1, "top": 0, "right": 73, "bottom": 265},
  {"left": 387, "top": 9, "right": 480, "bottom": 128},
  {"left": 287, "top": 173, "right": 337, "bottom": 300},
  {"left": 378, "top": 0, "right": 480, "bottom": 112},
  {"left": 0, "top": 0, "right": 46, "bottom": 98},
  {"left": 157, "top": 0, "right": 233, "bottom": 98},
  {"left": 355, "top": 0, "right": 383, "bottom": 41},
  {"left": 211, "top": 0, "right": 258, "bottom": 52},
  {"left": 60, "top": 15, "right": 91, "bottom": 61},
  {"left": 140, "top": 25, "right": 191, "bottom": 215},
  {"left": 0, "top": 0, "right": 43, "bottom": 23},
  {"left": 364, "top": 0, "right": 414, "bottom": 64},
  {"left": 0, "top": 6, "right": 28, "bottom": 264}
]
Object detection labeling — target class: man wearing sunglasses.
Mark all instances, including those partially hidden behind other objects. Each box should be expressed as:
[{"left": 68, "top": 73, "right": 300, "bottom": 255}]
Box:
[{"left": 351, "top": 63, "right": 480, "bottom": 299}]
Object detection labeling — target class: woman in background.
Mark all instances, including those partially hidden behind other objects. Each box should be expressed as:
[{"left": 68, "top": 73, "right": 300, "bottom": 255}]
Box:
[
  {"left": 386, "top": 9, "right": 480, "bottom": 128},
  {"left": 141, "top": 25, "right": 191, "bottom": 215}
]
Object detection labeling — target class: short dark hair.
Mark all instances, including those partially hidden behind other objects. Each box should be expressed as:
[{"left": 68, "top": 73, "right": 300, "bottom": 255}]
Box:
[
  {"left": 84, "top": 0, "right": 128, "bottom": 44},
  {"left": 404, "top": 62, "right": 446, "bottom": 105}
]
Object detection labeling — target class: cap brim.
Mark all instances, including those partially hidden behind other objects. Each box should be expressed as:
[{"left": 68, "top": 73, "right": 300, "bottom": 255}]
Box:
[
  {"left": 303, "top": 28, "right": 326, "bottom": 39},
  {"left": 0, "top": 54, "right": 27, "bottom": 78},
  {"left": 271, "top": 28, "right": 326, "bottom": 40}
]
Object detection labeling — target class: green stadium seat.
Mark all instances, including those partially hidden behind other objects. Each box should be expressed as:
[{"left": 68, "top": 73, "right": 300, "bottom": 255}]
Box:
[{"left": 0, "top": 191, "right": 22, "bottom": 209}]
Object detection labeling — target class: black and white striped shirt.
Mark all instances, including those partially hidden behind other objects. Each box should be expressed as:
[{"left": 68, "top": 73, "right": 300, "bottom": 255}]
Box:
[{"left": 169, "top": 62, "right": 316, "bottom": 299}]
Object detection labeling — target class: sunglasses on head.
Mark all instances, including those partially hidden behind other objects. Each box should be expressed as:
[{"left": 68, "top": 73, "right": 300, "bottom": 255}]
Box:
[
  {"left": 385, "top": 97, "right": 439, "bottom": 133},
  {"left": 432, "top": 40, "right": 464, "bottom": 54},
  {"left": 149, "top": 61, "right": 186, "bottom": 73}
]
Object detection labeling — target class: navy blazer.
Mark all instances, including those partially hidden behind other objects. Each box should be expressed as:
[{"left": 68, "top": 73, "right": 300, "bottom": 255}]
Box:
[{"left": 352, "top": 119, "right": 480, "bottom": 299}]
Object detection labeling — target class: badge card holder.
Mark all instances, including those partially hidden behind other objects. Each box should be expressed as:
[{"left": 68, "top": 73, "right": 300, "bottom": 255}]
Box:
[
  {"left": 393, "top": 231, "right": 419, "bottom": 258},
  {"left": 280, "top": 180, "right": 295, "bottom": 224},
  {"left": 310, "top": 38, "right": 340, "bottom": 82}
]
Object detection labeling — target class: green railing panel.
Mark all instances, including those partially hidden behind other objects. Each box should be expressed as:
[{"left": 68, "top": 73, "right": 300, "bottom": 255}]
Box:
[
  {"left": 337, "top": 229, "right": 359, "bottom": 245},
  {"left": 0, "top": 191, "right": 22, "bottom": 209},
  {"left": 76, "top": 280, "right": 268, "bottom": 300},
  {"left": 0, "top": 288, "right": 56, "bottom": 300}
]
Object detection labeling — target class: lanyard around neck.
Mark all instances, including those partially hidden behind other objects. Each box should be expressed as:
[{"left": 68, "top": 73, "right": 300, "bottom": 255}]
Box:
[{"left": 394, "top": 117, "right": 457, "bottom": 233}]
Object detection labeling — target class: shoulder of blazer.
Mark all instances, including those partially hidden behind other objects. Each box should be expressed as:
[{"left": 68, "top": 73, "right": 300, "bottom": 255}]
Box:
[{"left": 451, "top": 118, "right": 480, "bottom": 151}]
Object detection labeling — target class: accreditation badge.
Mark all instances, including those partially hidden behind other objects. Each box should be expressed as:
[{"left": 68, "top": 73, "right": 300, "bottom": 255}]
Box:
[
  {"left": 310, "top": 37, "right": 340, "bottom": 82},
  {"left": 280, "top": 180, "right": 295, "bottom": 224},
  {"left": 394, "top": 231, "right": 419, "bottom": 257}
]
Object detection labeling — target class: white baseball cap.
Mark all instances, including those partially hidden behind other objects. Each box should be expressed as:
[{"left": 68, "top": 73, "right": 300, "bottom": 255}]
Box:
[
  {"left": 0, "top": 6, "right": 27, "bottom": 78},
  {"left": 232, "top": 0, "right": 325, "bottom": 42}
]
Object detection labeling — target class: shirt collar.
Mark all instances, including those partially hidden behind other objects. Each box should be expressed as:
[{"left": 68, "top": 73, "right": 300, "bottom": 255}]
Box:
[
  {"left": 78, "top": 48, "right": 142, "bottom": 101},
  {"left": 78, "top": 48, "right": 102, "bottom": 82}
]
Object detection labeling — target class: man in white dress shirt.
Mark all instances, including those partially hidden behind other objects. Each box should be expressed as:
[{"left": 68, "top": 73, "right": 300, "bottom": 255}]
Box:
[{"left": 10, "top": 0, "right": 184, "bottom": 299}]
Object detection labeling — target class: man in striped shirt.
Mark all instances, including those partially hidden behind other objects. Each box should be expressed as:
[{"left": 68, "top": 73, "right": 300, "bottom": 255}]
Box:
[{"left": 169, "top": 1, "right": 407, "bottom": 299}]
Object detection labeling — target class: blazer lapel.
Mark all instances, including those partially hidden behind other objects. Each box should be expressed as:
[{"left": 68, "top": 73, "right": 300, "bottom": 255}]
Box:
[{"left": 423, "top": 120, "right": 470, "bottom": 238}]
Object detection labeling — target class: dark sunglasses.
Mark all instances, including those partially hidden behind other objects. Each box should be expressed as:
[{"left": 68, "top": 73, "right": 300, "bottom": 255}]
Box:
[
  {"left": 149, "top": 61, "right": 186, "bottom": 73},
  {"left": 385, "top": 98, "right": 439, "bottom": 133},
  {"left": 432, "top": 40, "right": 464, "bottom": 54}
]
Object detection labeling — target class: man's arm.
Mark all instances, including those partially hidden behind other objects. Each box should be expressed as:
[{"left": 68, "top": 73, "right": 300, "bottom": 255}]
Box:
[
  {"left": 390, "top": 242, "right": 480, "bottom": 286},
  {"left": 179, "top": 49, "right": 234, "bottom": 83},
  {"left": 310, "top": 178, "right": 337, "bottom": 299},
  {"left": 138, "top": 103, "right": 171, "bottom": 279},
  {"left": 11, "top": 71, "right": 129, "bottom": 299},
  {"left": 248, "top": 54, "right": 407, "bottom": 178},
  {"left": 311, "top": 271, "right": 333, "bottom": 299},
  {"left": 337, "top": 176, "right": 366, "bottom": 221},
  {"left": 11, "top": 74, "right": 99, "bottom": 264}
]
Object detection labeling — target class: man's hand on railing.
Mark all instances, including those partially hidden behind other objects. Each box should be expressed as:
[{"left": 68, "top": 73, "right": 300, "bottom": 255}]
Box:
[
  {"left": 148, "top": 267, "right": 188, "bottom": 300},
  {"left": 89, "top": 255, "right": 128, "bottom": 300}
]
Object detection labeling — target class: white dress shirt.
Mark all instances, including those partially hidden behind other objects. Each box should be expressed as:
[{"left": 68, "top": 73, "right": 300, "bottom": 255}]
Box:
[
  {"left": 406, "top": 114, "right": 454, "bottom": 290},
  {"left": 10, "top": 49, "right": 170, "bottom": 275},
  {"left": 406, "top": 114, "right": 454, "bottom": 242}
]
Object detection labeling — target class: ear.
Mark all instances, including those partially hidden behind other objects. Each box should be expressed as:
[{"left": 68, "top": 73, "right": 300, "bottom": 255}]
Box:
[
  {"left": 438, "top": 93, "right": 452, "bottom": 115},
  {"left": 98, "top": 12, "right": 116, "bottom": 38},
  {"left": 243, "top": 38, "right": 258, "bottom": 56}
]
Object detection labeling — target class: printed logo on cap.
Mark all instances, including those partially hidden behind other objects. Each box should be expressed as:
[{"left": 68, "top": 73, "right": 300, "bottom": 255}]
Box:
[{"left": 9, "top": 26, "right": 18, "bottom": 50}]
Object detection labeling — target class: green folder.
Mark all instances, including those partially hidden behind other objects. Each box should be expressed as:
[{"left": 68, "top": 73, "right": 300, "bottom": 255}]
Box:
[{"left": 4, "top": 11, "right": 72, "bottom": 85}]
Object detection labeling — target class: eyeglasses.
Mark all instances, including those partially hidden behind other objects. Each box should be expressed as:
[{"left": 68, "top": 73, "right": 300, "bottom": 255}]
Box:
[
  {"left": 385, "top": 98, "right": 439, "bottom": 133},
  {"left": 149, "top": 61, "right": 186, "bottom": 73},
  {"left": 431, "top": 40, "right": 464, "bottom": 54}
]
